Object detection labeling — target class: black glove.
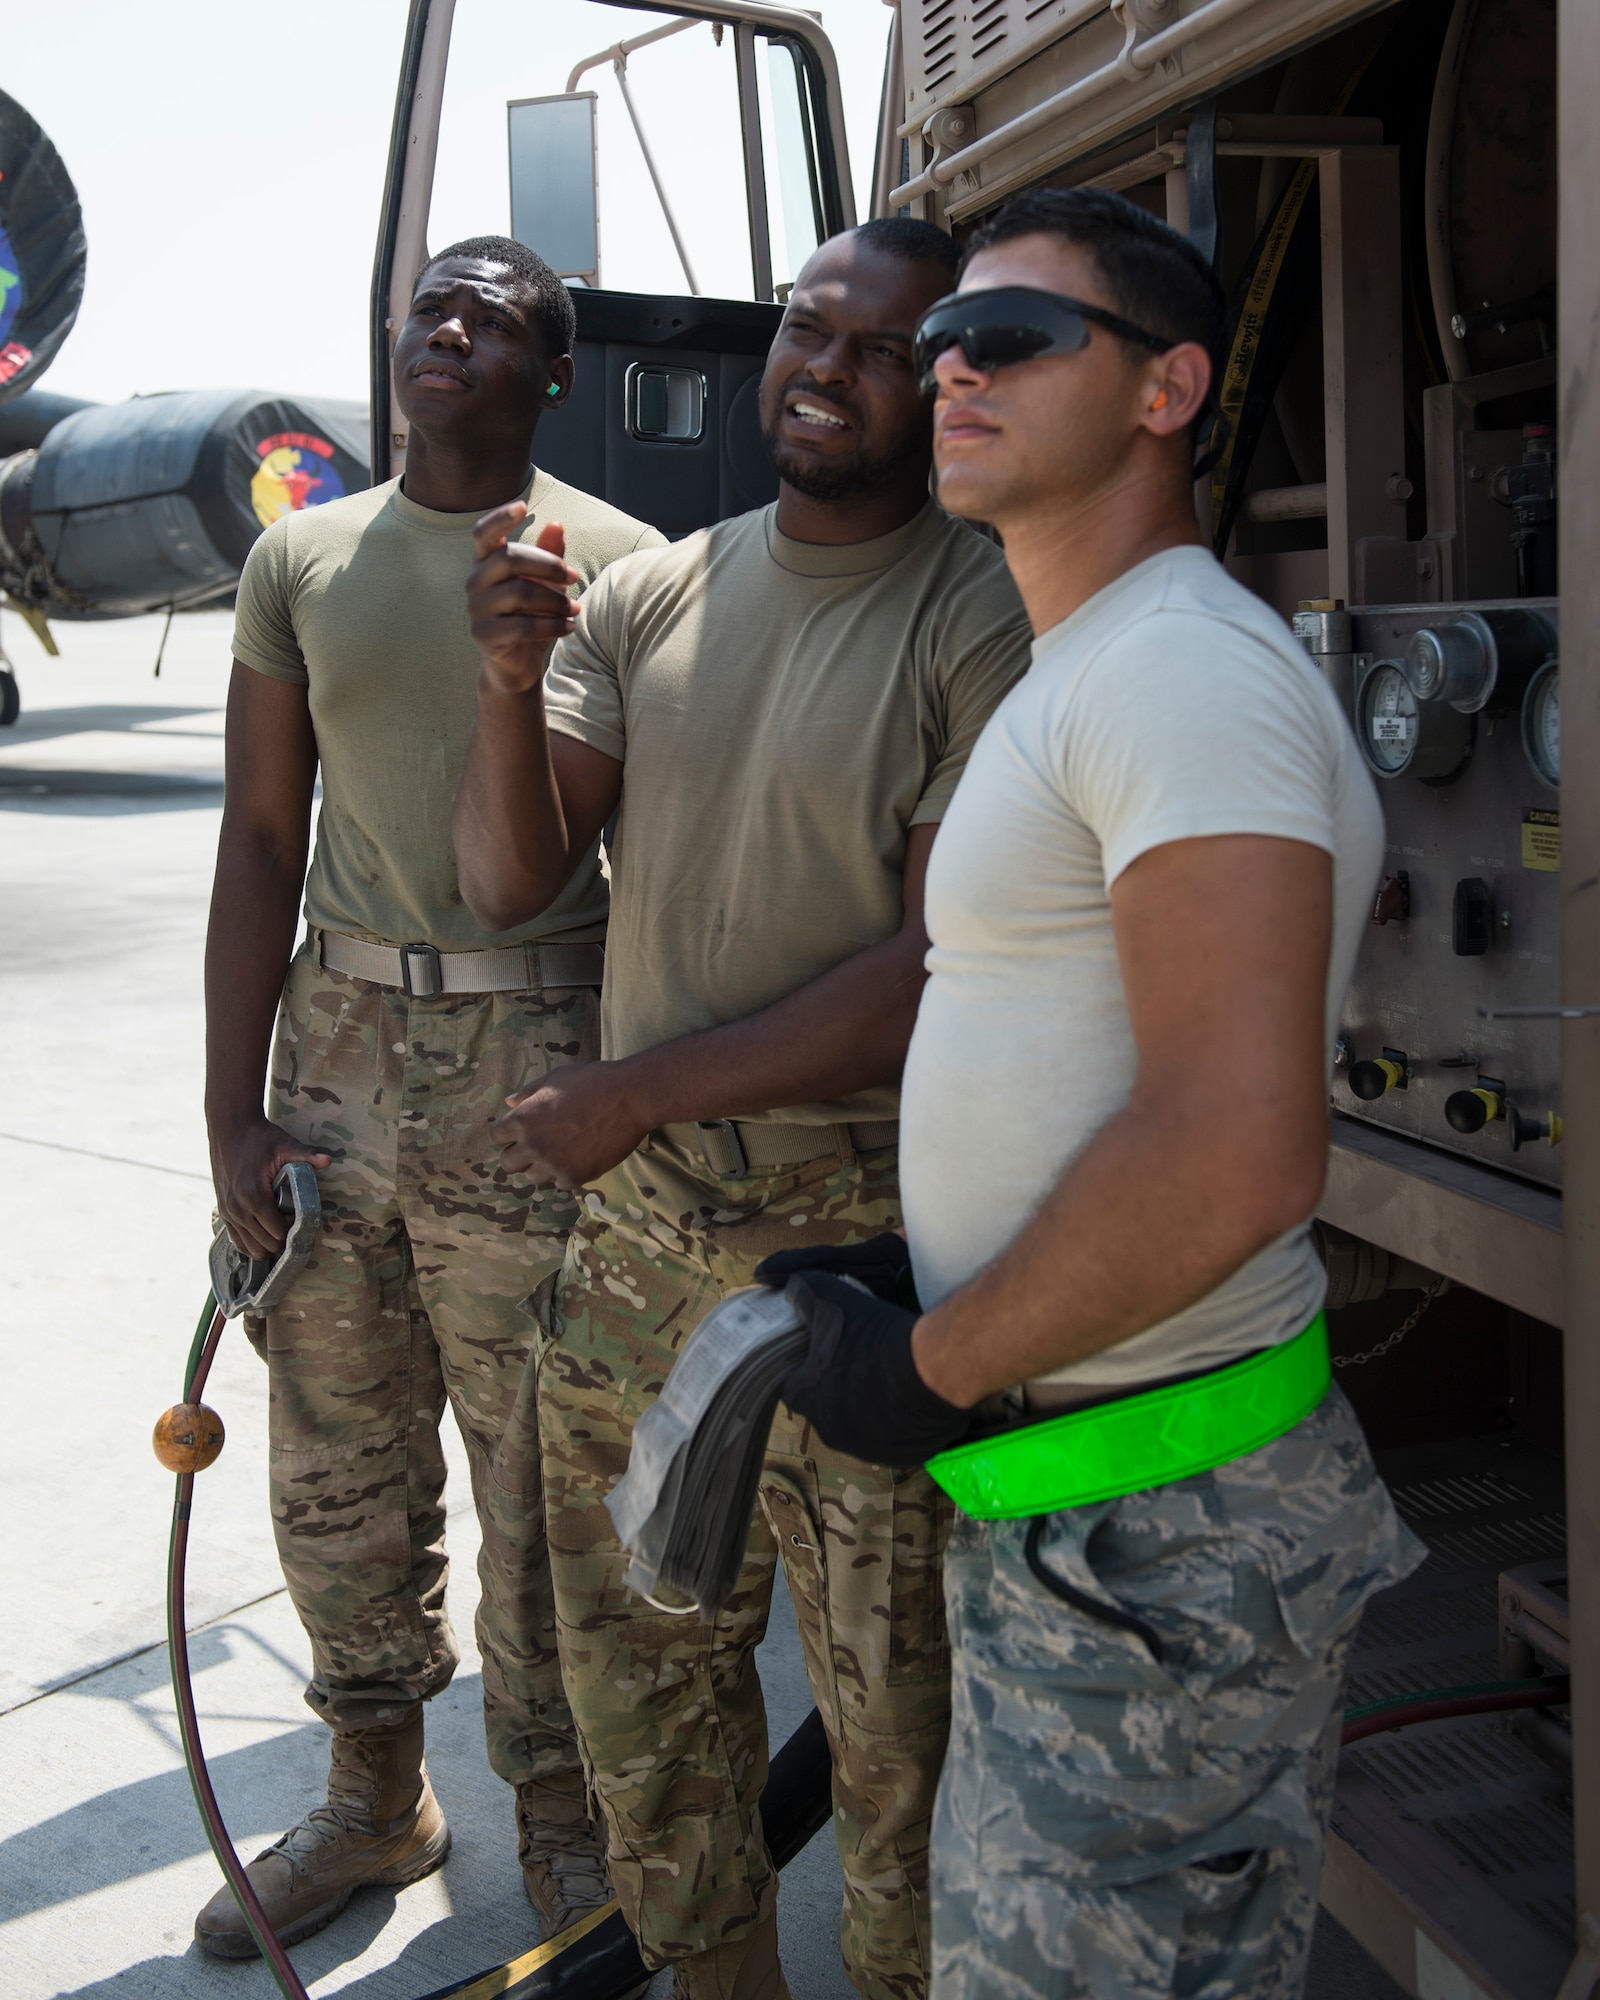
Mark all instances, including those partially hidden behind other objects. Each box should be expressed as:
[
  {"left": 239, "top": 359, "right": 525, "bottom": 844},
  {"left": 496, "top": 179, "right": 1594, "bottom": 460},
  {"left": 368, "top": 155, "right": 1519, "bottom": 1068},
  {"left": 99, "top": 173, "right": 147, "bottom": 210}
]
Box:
[
  {"left": 754, "top": 1231, "right": 921, "bottom": 1310},
  {"left": 776, "top": 1271, "right": 971, "bottom": 1468}
]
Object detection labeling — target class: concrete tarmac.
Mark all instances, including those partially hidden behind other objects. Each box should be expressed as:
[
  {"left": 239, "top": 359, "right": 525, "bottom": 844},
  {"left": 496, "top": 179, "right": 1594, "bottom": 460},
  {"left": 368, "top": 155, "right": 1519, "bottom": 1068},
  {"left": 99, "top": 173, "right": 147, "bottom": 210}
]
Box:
[{"left": 0, "top": 610, "right": 1404, "bottom": 1998}]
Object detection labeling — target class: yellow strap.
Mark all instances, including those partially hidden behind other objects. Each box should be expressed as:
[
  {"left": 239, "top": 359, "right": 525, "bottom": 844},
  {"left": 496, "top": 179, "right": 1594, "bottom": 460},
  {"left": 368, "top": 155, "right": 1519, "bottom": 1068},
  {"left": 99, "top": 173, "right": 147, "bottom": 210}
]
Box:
[{"left": 443, "top": 1898, "right": 622, "bottom": 2000}]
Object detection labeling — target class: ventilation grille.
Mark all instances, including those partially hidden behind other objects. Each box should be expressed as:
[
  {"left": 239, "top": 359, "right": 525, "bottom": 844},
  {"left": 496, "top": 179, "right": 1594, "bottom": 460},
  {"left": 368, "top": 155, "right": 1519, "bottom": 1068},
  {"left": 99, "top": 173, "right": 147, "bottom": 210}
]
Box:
[
  {"left": 1354, "top": 1581, "right": 1495, "bottom": 1651},
  {"left": 1347, "top": 1646, "right": 1503, "bottom": 1707},
  {"left": 1351, "top": 1721, "right": 1536, "bottom": 1804},
  {"left": 1434, "top": 1800, "right": 1574, "bottom": 1878},
  {"left": 1424, "top": 1512, "right": 1568, "bottom": 1569},
  {"left": 1391, "top": 1471, "right": 1535, "bottom": 1518},
  {"left": 1527, "top": 1895, "right": 1580, "bottom": 1948},
  {"left": 971, "top": 0, "right": 1009, "bottom": 64},
  {"left": 905, "top": 0, "right": 1089, "bottom": 109},
  {"left": 921, "top": 0, "right": 958, "bottom": 93}
]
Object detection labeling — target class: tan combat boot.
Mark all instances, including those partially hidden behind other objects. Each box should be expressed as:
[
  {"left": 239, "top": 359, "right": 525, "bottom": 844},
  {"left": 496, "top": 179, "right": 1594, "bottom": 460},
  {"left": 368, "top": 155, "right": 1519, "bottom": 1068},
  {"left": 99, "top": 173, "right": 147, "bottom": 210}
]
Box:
[
  {"left": 515, "top": 1769, "right": 615, "bottom": 1938},
  {"left": 670, "top": 1895, "right": 791, "bottom": 2000},
  {"left": 194, "top": 1714, "right": 450, "bottom": 1958}
]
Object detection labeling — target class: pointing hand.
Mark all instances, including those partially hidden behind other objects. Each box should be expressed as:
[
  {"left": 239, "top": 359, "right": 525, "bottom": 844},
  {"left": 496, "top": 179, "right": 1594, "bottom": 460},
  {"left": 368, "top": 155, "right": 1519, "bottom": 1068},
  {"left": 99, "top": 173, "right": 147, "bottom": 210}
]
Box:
[{"left": 467, "top": 503, "right": 581, "bottom": 695}]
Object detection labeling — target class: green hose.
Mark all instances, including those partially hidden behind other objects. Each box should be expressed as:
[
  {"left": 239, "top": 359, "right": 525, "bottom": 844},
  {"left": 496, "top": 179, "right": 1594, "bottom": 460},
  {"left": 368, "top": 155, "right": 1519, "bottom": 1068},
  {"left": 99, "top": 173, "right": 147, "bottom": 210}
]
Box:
[{"left": 167, "top": 1289, "right": 310, "bottom": 1998}]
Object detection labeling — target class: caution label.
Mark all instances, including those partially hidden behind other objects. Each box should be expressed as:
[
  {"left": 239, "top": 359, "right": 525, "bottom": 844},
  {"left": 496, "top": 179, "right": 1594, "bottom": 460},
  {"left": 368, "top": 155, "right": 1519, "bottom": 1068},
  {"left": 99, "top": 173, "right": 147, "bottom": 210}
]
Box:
[{"left": 1522, "top": 809, "right": 1560, "bottom": 872}]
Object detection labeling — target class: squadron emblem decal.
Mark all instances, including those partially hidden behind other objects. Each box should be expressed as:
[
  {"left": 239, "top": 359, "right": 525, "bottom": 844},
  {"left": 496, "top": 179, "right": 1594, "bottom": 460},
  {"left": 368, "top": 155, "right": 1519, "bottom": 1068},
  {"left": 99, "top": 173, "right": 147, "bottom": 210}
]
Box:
[
  {"left": 250, "top": 429, "right": 345, "bottom": 527},
  {"left": 0, "top": 214, "right": 30, "bottom": 382}
]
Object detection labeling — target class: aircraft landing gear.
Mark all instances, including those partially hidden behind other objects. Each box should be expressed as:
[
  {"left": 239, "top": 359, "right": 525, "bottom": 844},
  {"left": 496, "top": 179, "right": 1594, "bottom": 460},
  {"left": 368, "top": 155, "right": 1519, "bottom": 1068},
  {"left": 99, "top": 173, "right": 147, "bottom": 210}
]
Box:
[{"left": 0, "top": 669, "right": 19, "bottom": 726}]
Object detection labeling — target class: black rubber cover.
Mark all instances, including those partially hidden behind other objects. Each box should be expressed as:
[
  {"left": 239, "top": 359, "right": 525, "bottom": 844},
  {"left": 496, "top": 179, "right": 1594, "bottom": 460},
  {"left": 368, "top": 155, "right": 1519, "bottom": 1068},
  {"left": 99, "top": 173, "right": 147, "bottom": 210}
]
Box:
[
  {"left": 0, "top": 89, "right": 87, "bottom": 406},
  {"left": 417, "top": 1708, "right": 833, "bottom": 2000},
  {"left": 0, "top": 387, "right": 93, "bottom": 452},
  {"left": 16, "top": 390, "right": 367, "bottom": 617}
]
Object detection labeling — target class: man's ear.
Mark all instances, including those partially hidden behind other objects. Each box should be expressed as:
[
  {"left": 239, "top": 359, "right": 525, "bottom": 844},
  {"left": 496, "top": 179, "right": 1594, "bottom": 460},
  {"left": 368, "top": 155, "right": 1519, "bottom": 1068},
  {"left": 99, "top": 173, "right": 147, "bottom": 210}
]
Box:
[
  {"left": 541, "top": 353, "right": 576, "bottom": 411},
  {"left": 1136, "top": 342, "right": 1212, "bottom": 442}
]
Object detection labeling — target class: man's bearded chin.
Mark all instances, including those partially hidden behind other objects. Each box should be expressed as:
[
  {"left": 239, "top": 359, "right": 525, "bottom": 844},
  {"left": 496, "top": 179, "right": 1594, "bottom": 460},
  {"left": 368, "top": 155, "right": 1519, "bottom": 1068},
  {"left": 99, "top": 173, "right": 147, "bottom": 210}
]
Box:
[{"left": 761, "top": 421, "right": 927, "bottom": 502}]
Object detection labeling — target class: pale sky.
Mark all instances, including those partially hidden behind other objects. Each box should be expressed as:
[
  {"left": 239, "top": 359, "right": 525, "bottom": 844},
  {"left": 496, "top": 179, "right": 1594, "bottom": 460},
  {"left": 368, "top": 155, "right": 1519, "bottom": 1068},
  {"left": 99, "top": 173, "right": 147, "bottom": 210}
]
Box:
[{"left": 6, "top": 0, "right": 895, "bottom": 411}]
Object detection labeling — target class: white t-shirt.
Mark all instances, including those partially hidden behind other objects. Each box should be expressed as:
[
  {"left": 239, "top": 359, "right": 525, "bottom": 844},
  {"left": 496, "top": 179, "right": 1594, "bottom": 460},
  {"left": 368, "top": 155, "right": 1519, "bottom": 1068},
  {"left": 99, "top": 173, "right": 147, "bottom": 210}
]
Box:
[{"left": 899, "top": 544, "right": 1384, "bottom": 1390}]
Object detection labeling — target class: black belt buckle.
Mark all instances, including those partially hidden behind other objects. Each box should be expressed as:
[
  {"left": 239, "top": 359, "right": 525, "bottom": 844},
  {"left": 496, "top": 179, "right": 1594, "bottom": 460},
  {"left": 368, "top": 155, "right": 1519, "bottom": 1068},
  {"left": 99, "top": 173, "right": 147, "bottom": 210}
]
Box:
[
  {"left": 694, "top": 1119, "right": 748, "bottom": 1179},
  {"left": 401, "top": 942, "right": 444, "bottom": 997}
]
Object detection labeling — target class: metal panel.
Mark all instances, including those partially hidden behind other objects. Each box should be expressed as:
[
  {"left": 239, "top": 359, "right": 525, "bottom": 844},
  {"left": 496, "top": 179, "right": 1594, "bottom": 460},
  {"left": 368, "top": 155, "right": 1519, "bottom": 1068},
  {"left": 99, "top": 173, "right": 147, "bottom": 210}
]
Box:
[
  {"left": 1318, "top": 1116, "right": 1562, "bottom": 1325},
  {"left": 894, "top": 0, "right": 1393, "bottom": 219},
  {"left": 903, "top": 0, "right": 1103, "bottom": 114},
  {"left": 1423, "top": 360, "right": 1558, "bottom": 604},
  {"left": 1320, "top": 150, "right": 1410, "bottom": 604},
  {"left": 1557, "top": 0, "right": 1600, "bottom": 1973},
  {"left": 1331, "top": 602, "right": 1564, "bottom": 1192}
]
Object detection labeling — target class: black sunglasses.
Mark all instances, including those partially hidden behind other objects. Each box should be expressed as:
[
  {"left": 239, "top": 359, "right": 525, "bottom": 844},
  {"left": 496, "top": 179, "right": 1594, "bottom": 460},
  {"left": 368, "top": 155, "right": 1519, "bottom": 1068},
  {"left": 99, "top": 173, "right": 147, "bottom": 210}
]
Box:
[
  {"left": 912, "top": 285, "right": 1171, "bottom": 394},
  {"left": 913, "top": 282, "right": 1230, "bottom": 478}
]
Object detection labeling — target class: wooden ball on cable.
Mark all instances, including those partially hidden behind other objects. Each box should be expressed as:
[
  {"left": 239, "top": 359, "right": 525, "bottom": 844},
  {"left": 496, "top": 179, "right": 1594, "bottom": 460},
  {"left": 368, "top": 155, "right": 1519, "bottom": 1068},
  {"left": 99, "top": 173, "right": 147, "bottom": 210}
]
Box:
[{"left": 153, "top": 1403, "right": 226, "bottom": 1473}]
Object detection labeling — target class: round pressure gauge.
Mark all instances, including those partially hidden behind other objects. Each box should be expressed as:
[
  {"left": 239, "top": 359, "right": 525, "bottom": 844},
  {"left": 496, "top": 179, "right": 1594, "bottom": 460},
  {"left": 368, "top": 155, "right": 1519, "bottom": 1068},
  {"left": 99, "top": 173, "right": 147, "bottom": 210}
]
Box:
[
  {"left": 1357, "top": 658, "right": 1473, "bottom": 781},
  {"left": 1521, "top": 658, "right": 1560, "bottom": 788},
  {"left": 1360, "top": 662, "right": 1418, "bottom": 774}
]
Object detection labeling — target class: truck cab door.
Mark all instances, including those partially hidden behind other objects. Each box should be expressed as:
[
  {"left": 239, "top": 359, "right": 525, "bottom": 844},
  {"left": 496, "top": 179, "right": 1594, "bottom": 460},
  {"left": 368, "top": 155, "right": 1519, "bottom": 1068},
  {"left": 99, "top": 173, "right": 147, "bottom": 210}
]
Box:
[{"left": 370, "top": 0, "right": 857, "bottom": 538}]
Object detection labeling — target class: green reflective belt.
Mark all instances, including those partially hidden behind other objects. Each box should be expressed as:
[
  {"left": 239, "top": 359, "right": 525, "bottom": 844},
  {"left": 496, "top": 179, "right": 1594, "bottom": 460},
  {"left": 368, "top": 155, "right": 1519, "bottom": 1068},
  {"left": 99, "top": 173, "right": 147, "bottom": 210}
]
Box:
[{"left": 925, "top": 1314, "right": 1330, "bottom": 1520}]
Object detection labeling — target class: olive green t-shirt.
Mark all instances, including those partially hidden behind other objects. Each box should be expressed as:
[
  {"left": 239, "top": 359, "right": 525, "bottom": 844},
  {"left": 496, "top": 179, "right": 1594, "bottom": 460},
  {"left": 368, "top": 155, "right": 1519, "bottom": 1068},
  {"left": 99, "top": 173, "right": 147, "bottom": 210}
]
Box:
[
  {"left": 232, "top": 469, "right": 664, "bottom": 950},
  {"left": 543, "top": 499, "right": 1032, "bottom": 1124}
]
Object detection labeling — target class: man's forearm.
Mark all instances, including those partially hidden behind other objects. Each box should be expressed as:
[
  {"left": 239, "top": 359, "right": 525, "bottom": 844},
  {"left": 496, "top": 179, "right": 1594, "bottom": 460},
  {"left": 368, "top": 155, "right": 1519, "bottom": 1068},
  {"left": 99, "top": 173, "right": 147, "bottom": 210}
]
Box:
[
  {"left": 612, "top": 927, "right": 929, "bottom": 1129},
  {"left": 911, "top": 1094, "right": 1326, "bottom": 1407},
  {"left": 453, "top": 678, "right": 576, "bottom": 927},
  {"left": 204, "top": 833, "right": 307, "bottom": 1132}
]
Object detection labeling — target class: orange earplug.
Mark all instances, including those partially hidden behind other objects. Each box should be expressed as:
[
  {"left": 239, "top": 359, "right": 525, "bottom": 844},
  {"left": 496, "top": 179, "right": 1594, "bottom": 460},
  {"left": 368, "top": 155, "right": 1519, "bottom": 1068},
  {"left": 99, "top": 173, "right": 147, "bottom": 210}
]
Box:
[{"left": 1150, "top": 390, "right": 1169, "bottom": 410}]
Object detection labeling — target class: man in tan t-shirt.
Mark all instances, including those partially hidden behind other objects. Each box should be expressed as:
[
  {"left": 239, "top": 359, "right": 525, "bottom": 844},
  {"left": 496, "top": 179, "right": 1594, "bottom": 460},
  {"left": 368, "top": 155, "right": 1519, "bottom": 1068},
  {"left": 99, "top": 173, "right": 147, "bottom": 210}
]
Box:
[
  {"left": 198, "top": 234, "right": 662, "bottom": 1960},
  {"left": 452, "top": 220, "right": 1031, "bottom": 2000}
]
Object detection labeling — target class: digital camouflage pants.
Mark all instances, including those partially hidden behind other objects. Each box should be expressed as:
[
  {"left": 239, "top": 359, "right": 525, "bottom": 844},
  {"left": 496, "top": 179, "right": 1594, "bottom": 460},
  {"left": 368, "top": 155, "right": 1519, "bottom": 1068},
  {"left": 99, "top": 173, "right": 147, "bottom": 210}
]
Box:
[
  {"left": 931, "top": 1385, "right": 1426, "bottom": 2000},
  {"left": 525, "top": 1134, "right": 952, "bottom": 1997},
  {"left": 252, "top": 944, "right": 600, "bottom": 1784}
]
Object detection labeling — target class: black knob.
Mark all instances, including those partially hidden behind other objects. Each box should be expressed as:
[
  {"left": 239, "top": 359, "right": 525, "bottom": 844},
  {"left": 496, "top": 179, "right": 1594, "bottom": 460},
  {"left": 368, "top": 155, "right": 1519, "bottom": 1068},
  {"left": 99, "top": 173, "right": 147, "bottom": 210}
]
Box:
[
  {"left": 1446, "top": 1087, "right": 1502, "bottom": 1133},
  {"left": 1508, "top": 1102, "right": 1564, "bottom": 1151},
  {"left": 1349, "top": 1058, "right": 1404, "bottom": 1101},
  {"left": 1452, "top": 877, "right": 1492, "bottom": 956}
]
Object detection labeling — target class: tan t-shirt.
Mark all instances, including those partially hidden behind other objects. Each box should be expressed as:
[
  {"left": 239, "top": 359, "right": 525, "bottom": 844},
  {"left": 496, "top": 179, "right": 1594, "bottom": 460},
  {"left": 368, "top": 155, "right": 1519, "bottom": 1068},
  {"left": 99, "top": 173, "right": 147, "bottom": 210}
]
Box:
[
  {"left": 543, "top": 500, "right": 1032, "bottom": 1123},
  {"left": 232, "top": 469, "right": 664, "bottom": 951}
]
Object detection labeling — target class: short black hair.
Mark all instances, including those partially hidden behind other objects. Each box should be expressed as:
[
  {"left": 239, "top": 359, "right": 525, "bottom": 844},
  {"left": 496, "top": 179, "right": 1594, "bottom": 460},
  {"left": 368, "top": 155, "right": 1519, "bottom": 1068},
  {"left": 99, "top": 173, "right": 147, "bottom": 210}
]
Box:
[
  {"left": 963, "top": 188, "right": 1226, "bottom": 394},
  {"left": 851, "top": 216, "right": 961, "bottom": 282},
  {"left": 419, "top": 235, "right": 578, "bottom": 360}
]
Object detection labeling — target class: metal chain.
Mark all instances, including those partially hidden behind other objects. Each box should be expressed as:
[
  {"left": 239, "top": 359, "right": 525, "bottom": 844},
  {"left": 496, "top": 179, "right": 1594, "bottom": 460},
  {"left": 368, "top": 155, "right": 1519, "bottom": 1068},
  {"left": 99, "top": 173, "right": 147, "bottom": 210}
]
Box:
[{"left": 1332, "top": 1279, "right": 1447, "bottom": 1368}]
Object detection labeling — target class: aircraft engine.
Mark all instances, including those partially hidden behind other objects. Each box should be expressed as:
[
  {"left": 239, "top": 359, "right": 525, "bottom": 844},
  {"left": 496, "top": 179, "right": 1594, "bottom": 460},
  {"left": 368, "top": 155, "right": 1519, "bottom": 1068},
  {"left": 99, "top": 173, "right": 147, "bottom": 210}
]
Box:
[{"left": 0, "top": 388, "right": 368, "bottom": 619}]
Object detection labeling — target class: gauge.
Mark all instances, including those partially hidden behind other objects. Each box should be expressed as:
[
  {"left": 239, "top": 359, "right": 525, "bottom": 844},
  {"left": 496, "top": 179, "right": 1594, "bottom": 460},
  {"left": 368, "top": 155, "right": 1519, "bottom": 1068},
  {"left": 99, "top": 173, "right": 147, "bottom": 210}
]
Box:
[
  {"left": 1359, "top": 662, "right": 1419, "bottom": 774},
  {"left": 1521, "top": 658, "right": 1560, "bottom": 788},
  {"left": 1356, "top": 658, "right": 1474, "bottom": 781}
]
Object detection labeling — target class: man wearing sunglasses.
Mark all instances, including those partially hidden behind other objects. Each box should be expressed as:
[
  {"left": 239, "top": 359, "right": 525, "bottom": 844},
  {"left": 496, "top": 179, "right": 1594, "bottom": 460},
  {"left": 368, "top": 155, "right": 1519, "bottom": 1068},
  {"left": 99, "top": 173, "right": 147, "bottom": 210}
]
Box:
[
  {"left": 452, "top": 219, "right": 1031, "bottom": 2000},
  {"left": 765, "top": 188, "right": 1423, "bottom": 1998}
]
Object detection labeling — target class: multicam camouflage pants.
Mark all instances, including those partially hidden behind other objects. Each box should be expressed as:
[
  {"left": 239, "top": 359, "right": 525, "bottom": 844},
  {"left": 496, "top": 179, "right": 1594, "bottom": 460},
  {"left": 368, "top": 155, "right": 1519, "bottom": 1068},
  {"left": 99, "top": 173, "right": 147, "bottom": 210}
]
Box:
[
  {"left": 253, "top": 943, "right": 599, "bottom": 1784},
  {"left": 931, "top": 1385, "right": 1426, "bottom": 2000},
  {"left": 527, "top": 1133, "right": 951, "bottom": 1996}
]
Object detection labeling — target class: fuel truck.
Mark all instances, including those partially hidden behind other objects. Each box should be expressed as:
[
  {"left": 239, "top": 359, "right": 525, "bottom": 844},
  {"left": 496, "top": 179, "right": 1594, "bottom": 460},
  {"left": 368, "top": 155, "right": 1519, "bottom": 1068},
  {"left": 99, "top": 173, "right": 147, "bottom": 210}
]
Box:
[{"left": 184, "top": 1, "right": 1600, "bottom": 1993}]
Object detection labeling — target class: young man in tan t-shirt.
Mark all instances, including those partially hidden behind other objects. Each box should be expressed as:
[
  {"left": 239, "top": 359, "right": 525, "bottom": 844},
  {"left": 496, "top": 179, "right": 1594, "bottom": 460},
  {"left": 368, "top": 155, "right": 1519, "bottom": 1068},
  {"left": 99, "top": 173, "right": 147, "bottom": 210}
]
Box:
[
  {"left": 199, "top": 236, "right": 662, "bottom": 1960},
  {"left": 451, "top": 220, "right": 1032, "bottom": 2000}
]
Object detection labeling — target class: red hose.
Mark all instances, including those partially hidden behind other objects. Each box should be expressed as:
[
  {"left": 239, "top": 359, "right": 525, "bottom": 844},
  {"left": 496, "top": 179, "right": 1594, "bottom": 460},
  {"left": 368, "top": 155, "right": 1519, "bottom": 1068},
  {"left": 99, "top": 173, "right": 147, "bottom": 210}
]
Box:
[
  {"left": 1341, "top": 1676, "right": 1570, "bottom": 1745},
  {"left": 166, "top": 1299, "right": 310, "bottom": 2000}
]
